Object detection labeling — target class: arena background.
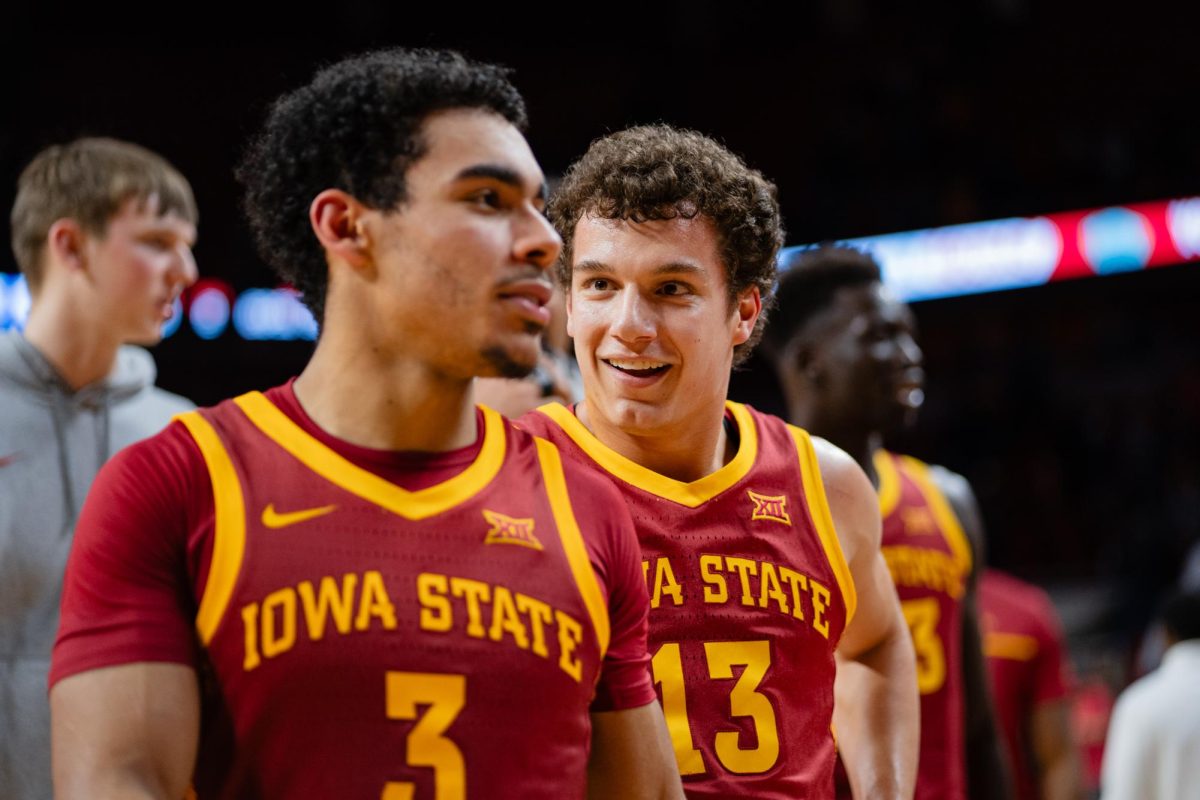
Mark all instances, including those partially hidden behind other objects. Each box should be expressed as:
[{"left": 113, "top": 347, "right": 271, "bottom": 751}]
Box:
[{"left": 3, "top": 3, "right": 1197, "bottom": 758}]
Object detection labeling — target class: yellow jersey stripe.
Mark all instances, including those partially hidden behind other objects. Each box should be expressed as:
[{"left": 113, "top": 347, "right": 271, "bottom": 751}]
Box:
[
  {"left": 984, "top": 632, "right": 1039, "bottom": 661},
  {"left": 178, "top": 411, "right": 246, "bottom": 646},
  {"left": 899, "top": 455, "right": 974, "bottom": 575},
  {"left": 533, "top": 438, "right": 611, "bottom": 658},
  {"left": 533, "top": 401, "right": 759, "bottom": 507},
  {"left": 232, "top": 392, "right": 506, "bottom": 520},
  {"left": 873, "top": 450, "right": 902, "bottom": 518},
  {"left": 790, "top": 426, "right": 858, "bottom": 628}
]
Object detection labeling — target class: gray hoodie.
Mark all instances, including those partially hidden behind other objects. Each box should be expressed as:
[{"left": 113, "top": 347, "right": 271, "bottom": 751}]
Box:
[{"left": 0, "top": 330, "right": 191, "bottom": 799}]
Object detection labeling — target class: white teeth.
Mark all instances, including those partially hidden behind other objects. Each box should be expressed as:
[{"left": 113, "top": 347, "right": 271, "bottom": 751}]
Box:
[{"left": 606, "top": 358, "right": 669, "bottom": 371}]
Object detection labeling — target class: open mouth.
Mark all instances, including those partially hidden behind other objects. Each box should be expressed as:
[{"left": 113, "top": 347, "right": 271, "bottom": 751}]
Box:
[{"left": 603, "top": 358, "right": 671, "bottom": 379}]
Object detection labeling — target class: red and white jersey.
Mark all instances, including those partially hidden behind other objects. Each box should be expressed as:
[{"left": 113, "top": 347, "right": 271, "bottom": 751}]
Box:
[
  {"left": 520, "top": 402, "right": 856, "bottom": 799},
  {"left": 54, "top": 385, "right": 655, "bottom": 800},
  {"left": 876, "top": 450, "right": 974, "bottom": 800}
]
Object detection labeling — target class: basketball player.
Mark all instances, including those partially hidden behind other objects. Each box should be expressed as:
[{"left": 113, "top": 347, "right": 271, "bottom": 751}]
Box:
[
  {"left": 980, "top": 569, "right": 1082, "bottom": 800},
  {"left": 49, "top": 49, "right": 680, "bottom": 799},
  {"left": 519, "top": 125, "right": 919, "bottom": 798},
  {"left": 764, "top": 244, "right": 1011, "bottom": 799}
]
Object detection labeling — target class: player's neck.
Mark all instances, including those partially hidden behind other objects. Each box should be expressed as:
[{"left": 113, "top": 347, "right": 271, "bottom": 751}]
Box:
[
  {"left": 22, "top": 293, "right": 121, "bottom": 390},
  {"left": 295, "top": 334, "right": 478, "bottom": 453},
  {"left": 578, "top": 399, "right": 734, "bottom": 483}
]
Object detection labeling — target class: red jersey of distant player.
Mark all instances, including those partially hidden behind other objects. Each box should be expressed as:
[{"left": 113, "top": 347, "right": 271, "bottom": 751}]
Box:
[
  {"left": 53, "top": 385, "right": 654, "bottom": 800},
  {"left": 520, "top": 402, "right": 857, "bottom": 799},
  {"left": 979, "top": 568, "right": 1073, "bottom": 800},
  {"left": 861, "top": 450, "right": 974, "bottom": 800}
]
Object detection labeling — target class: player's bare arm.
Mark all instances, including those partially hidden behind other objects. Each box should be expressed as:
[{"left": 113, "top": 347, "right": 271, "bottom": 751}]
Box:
[
  {"left": 817, "top": 437, "right": 919, "bottom": 800},
  {"left": 931, "top": 466, "right": 1014, "bottom": 800},
  {"left": 1030, "top": 701, "right": 1085, "bottom": 800},
  {"left": 51, "top": 662, "right": 199, "bottom": 800},
  {"left": 588, "top": 703, "right": 684, "bottom": 800}
]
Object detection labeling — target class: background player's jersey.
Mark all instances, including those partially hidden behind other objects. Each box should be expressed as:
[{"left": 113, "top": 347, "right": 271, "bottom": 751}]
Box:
[
  {"left": 875, "top": 450, "right": 973, "bottom": 800},
  {"left": 521, "top": 402, "right": 856, "bottom": 799},
  {"left": 979, "top": 569, "right": 1073, "bottom": 800}
]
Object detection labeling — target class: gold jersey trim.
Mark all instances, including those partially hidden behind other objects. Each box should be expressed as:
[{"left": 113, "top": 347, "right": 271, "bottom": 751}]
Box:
[
  {"left": 178, "top": 411, "right": 247, "bottom": 646},
  {"left": 984, "top": 632, "right": 1040, "bottom": 661},
  {"left": 232, "top": 392, "right": 506, "bottom": 520},
  {"left": 887, "top": 452, "right": 974, "bottom": 576},
  {"left": 533, "top": 438, "right": 611, "bottom": 658},
  {"left": 533, "top": 401, "right": 759, "bottom": 507},
  {"left": 873, "top": 450, "right": 902, "bottom": 519},
  {"left": 789, "top": 426, "right": 858, "bottom": 628}
]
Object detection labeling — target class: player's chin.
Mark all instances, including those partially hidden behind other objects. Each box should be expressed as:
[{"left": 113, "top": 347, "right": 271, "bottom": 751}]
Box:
[
  {"left": 478, "top": 341, "right": 540, "bottom": 380},
  {"left": 127, "top": 323, "right": 165, "bottom": 347}
]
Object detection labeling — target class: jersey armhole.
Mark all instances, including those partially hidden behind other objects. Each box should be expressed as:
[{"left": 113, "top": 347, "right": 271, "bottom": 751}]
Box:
[
  {"left": 899, "top": 456, "right": 974, "bottom": 575},
  {"left": 789, "top": 425, "right": 858, "bottom": 628},
  {"left": 176, "top": 411, "right": 247, "bottom": 646}
]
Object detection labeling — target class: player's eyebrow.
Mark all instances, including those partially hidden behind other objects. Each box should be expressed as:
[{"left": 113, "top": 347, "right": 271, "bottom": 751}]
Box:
[
  {"left": 572, "top": 260, "right": 706, "bottom": 276},
  {"left": 573, "top": 260, "right": 609, "bottom": 274},
  {"left": 650, "top": 262, "right": 704, "bottom": 277},
  {"left": 455, "top": 164, "right": 547, "bottom": 202}
]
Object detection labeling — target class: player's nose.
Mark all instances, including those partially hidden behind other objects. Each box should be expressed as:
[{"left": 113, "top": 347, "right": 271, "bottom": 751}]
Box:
[
  {"left": 897, "top": 332, "right": 923, "bottom": 368},
  {"left": 610, "top": 288, "right": 656, "bottom": 345},
  {"left": 514, "top": 208, "right": 562, "bottom": 274}
]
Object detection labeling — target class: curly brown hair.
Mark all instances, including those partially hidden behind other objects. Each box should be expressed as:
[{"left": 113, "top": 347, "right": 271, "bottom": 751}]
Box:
[{"left": 548, "top": 124, "right": 783, "bottom": 365}]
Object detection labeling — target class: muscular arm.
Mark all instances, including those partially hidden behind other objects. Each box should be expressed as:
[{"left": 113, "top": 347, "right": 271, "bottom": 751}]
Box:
[
  {"left": 588, "top": 702, "right": 684, "bottom": 800},
  {"left": 51, "top": 663, "right": 199, "bottom": 800},
  {"left": 816, "top": 438, "right": 919, "bottom": 800},
  {"left": 933, "top": 467, "right": 1013, "bottom": 800},
  {"left": 1031, "top": 700, "right": 1084, "bottom": 800}
]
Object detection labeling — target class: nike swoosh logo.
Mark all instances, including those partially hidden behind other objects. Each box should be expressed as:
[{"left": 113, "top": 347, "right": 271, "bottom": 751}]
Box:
[{"left": 261, "top": 503, "right": 337, "bottom": 529}]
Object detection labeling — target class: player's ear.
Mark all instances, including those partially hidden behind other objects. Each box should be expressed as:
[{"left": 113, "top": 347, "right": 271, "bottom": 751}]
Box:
[
  {"left": 45, "top": 218, "right": 87, "bottom": 276},
  {"left": 310, "top": 190, "right": 372, "bottom": 272},
  {"left": 731, "top": 285, "right": 762, "bottom": 347}
]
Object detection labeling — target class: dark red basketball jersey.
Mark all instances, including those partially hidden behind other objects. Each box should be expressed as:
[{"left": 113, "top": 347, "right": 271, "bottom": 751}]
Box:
[
  {"left": 179, "top": 392, "right": 612, "bottom": 799},
  {"left": 520, "top": 402, "right": 855, "bottom": 799},
  {"left": 875, "top": 450, "right": 973, "bottom": 800},
  {"left": 979, "top": 569, "right": 1072, "bottom": 800}
]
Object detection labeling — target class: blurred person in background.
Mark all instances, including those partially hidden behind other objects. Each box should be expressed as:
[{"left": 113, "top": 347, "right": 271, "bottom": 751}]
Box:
[
  {"left": 765, "top": 243, "right": 1011, "bottom": 800},
  {"left": 980, "top": 568, "right": 1084, "bottom": 800},
  {"left": 0, "top": 137, "right": 198, "bottom": 798},
  {"left": 1100, "top": 590, "right": 1200, "bottom": 800}
]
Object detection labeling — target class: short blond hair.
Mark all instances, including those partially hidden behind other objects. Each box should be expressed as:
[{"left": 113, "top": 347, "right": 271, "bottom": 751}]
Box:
[{"left": 10, "top": 138, "right": 197, "bottom": 291}]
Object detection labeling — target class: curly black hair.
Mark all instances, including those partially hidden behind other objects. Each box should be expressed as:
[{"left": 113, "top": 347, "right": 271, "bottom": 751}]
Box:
[
  {"left": 548, "top": 124, "right": 783, "bottom": 365},
  {"left": 237, "top": 48, "right": 527, "bottom": 323},
  {"left": 761, "top": 244, "right": 883, "bottom": 360}
]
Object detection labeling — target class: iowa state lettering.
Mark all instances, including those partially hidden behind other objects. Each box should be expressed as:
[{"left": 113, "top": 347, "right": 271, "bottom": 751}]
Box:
[
  {"left": 643, "top": 555, "right": 836, "bottom": 639},
  {"left": 239, "top": 570, "right": 587, "bottom": 681}
]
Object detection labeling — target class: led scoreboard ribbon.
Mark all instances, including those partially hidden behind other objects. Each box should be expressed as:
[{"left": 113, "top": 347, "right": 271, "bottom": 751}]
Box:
[
  {"left": 780, "top": 196, "right": 1200, "bottom": 302},
  {"left": 3, "top": 197, "right": 1198, "bottom": 337}
]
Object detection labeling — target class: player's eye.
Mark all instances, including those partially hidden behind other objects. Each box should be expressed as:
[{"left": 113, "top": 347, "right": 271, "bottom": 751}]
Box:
[
  {"left": 469, "top": 189, "right": 503, "bottom": 209},
  {"left": 659, "top": 281, "right": 690, "bottom": 296},
  {"left": 582, "top": 277, "right": 612, "bottom": 291}
]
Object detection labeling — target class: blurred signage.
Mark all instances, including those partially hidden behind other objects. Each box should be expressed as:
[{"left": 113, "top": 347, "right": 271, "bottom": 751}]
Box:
[
  {"left": 781, "top": 196, "right": 1200, "bottom": 302},
  {"left": 3, "top": 196, "right": 1197, "bottom": 337}
]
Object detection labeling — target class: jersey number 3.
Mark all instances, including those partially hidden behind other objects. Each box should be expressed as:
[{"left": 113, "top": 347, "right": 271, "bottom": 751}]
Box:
[
  {"left": 651, "top": 640, "right": 780, "bottom": 776},
  {"left": 901, "top": 598, "right": 947, "bottom": 694},
  {"left": 383, "top": 671, "right": 466, "bottom": 800}
]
